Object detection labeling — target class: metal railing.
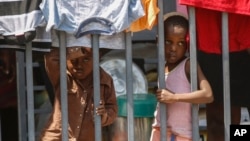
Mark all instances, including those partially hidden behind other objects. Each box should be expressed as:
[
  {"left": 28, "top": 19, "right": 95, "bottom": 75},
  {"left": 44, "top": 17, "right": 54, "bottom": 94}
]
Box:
[{"left": 13, "top": 2, "right": 232, "bottom": 141}]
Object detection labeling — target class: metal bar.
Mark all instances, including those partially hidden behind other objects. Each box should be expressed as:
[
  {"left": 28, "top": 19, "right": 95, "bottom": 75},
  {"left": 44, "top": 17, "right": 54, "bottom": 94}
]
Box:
[
  {"left": 92, "top": 34, "right": 102, "bottom": 141},
  {"left": 16, "top": 51, "right": 27, "bottom": 141},
  {"left": 26, "top": 42, "right": 35, "bottom": 141},
  {"left": 59, "top": 31, "right": 69, "bottom": 141},
  {"left": 222, "top": 12, "right": 231, "bottom": 141},
  {"left": 188, "top": 6, "right": 199, "bottom": 141},
  {"left": 157, "top": 0, "right": 167, "bottom": 140},
  {"left": 125, "top": 32, "right": 134, "bottom": 141}
]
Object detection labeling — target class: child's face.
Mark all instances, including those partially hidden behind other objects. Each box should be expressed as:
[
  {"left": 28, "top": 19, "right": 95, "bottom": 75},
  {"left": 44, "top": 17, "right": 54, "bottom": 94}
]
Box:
[
  {"left": 67, "top": 47, "right": 93, "bottom": 80},
  {"left": 164, "top": 25, "right": 188, "bottom": 64}
]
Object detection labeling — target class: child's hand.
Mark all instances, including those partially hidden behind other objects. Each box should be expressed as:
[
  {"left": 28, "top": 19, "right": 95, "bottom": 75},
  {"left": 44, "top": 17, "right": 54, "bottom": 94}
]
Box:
[
  {"left": 96, "top": 100, "right": 108, "bottom": 124},
  {"left": 96, "top": 100, "right": 106, "bottom": 115},
  {"left": 155, "top": 89, "right": 176, "bottom": 103}
]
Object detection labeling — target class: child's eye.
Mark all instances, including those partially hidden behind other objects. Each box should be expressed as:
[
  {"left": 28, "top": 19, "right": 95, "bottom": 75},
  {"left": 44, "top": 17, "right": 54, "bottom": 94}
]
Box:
[
  {"left": 83, "top": 57, "right": 92, "bottom": 62},
  {"left": 165, "top": 40, "right": 171, "bottom": 45},
  {"left": 178, "top": 41, "right": 186, "bottom": 47}
]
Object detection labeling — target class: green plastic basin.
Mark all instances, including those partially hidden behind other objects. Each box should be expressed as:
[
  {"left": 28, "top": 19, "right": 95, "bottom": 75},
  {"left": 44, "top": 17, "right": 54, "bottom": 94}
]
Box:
[{"left": 117, "top": 94, "right": 157, "bottom": 118}]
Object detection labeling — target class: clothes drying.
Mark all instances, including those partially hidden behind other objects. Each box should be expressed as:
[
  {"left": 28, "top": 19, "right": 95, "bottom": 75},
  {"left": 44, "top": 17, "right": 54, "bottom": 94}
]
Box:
[
  {"left": 195, "top": 7, "right": 250, "bottom": 54},
  {"left": 179, "top": 0, "right": 250, "bottom": 16},
  {"left": 40, "top": 0, "right": 145, "bottom": 36},
  {"left": 0, "top": 0, "right": 45, "bottom": 44},
  {"left": 51, "top": 29, "right": 126, "bottom": 49},
  {"left": 128, "top": 0, "right": 160, "bottom": 32}
]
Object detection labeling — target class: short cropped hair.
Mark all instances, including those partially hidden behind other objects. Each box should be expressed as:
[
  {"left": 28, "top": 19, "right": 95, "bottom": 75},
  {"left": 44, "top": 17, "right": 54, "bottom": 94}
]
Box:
[{"left": 164, "top": 12, "right": 189, "bottom": 32}]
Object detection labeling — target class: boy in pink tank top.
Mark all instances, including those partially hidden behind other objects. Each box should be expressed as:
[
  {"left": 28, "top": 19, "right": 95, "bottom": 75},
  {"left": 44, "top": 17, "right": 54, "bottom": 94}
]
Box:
[{"left": 150, "top": 12, "right": 214, "bottom": 141}]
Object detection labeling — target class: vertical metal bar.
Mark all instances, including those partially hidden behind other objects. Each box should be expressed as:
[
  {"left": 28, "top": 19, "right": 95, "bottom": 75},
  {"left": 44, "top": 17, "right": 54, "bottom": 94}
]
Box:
[
  {"left": 26, "top": 42, "right": 35, "bottom": 141},
  {"left": 59, "top": 31, "right": 69, "bottom": 141},
  {"left": 125, "top": 32, "right": 134, "bottom": 141},
  {"left": 188, "top": 7, "right": 199, "bottom": 141},
  {"left": 16, "top": 51, "right": 27, "bottom": 141},
  {"left": 157, "top": 0, "right": 167, "bottom": 140},
  {"left": 222, "top": 12, "right": 231, "bottom": 141},
  {"left": 92, "top": 34, "right": 102, "bottom": 141}
]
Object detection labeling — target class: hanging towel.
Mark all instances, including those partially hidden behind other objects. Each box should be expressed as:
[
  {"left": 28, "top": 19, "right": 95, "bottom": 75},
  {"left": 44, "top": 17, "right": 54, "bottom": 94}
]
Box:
[
  {"left": 51, "top": 29, "right": 126, "bottom": 49},
  {"left": 40, "top": 0, "right": 145, "bottom": 37},
  {"left": 128, "top": 0, "right": 160, "bottom": 32},
  {"left": 190, "top": 7, "right": 250, "bottom": 54},
  {"left": 179, "top": 0, "right": 250, "bottom": 15},
  {"left": 179, "top": 0, "right": 250, "bottom": 53},
  {"left": 0, "top": 0, "right": 45, "bottom": 44}
]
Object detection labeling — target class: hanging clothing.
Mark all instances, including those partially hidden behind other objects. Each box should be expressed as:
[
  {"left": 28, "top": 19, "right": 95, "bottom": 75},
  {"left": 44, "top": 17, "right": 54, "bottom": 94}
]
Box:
[
  {"left": 176, "top": 0, "right": 188, "bottom": 16},
  {"left": 194, "top": 7, "right": 250, "bottom": 54},
  {"left": 0, "top": 0, "right": 45, "bottom": 44},
  {"left": 179, "top": 0, "right": 250, "bottom": 16},
  {"left": 151, "top": 58, "right": 192, "bottom": 140},
  {"left": 128, "top": 0, "right": 160, "bottom": 32},
  {"left": 40, "top": 0, "right": 144, "bottom": 36},
  {"left": 177, "top": 0, "right": 250, "bottom": 54},
  {"left": 51, "top": 29, "right": 126, "bottom": 49}
]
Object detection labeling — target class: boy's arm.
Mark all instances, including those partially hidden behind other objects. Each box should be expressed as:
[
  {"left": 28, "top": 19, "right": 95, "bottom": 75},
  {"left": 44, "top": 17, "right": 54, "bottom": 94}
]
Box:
[
  {"left": 101, "top": 79, "right": 118, "bottom": 126},
  {"left": 156, "top": 60, "right": 214, "bottom": 104},
  {"left": 174, "top": 60, "right": 214, "bottom": 104}
]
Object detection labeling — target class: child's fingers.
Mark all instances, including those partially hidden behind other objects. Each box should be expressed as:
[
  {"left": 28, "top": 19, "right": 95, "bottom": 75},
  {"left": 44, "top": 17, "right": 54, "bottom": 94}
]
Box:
[
  {"left": 156, "top": 89, "right": 162, "bottom": 93},
  {"left": 99, "top": 100, "right": 104, "bottom": 105}
]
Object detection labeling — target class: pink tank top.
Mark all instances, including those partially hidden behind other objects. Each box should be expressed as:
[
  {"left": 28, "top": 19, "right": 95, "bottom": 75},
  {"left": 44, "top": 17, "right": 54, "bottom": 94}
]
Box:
[{"left": 152, "top": 58, "right": 192, "bottom": 139}]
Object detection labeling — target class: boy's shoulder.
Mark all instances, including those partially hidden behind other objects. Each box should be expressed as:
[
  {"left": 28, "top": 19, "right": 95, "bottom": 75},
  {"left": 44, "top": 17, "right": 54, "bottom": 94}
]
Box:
[{"left": 100, "top": 67, "right": 113, "bottom": 87}]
